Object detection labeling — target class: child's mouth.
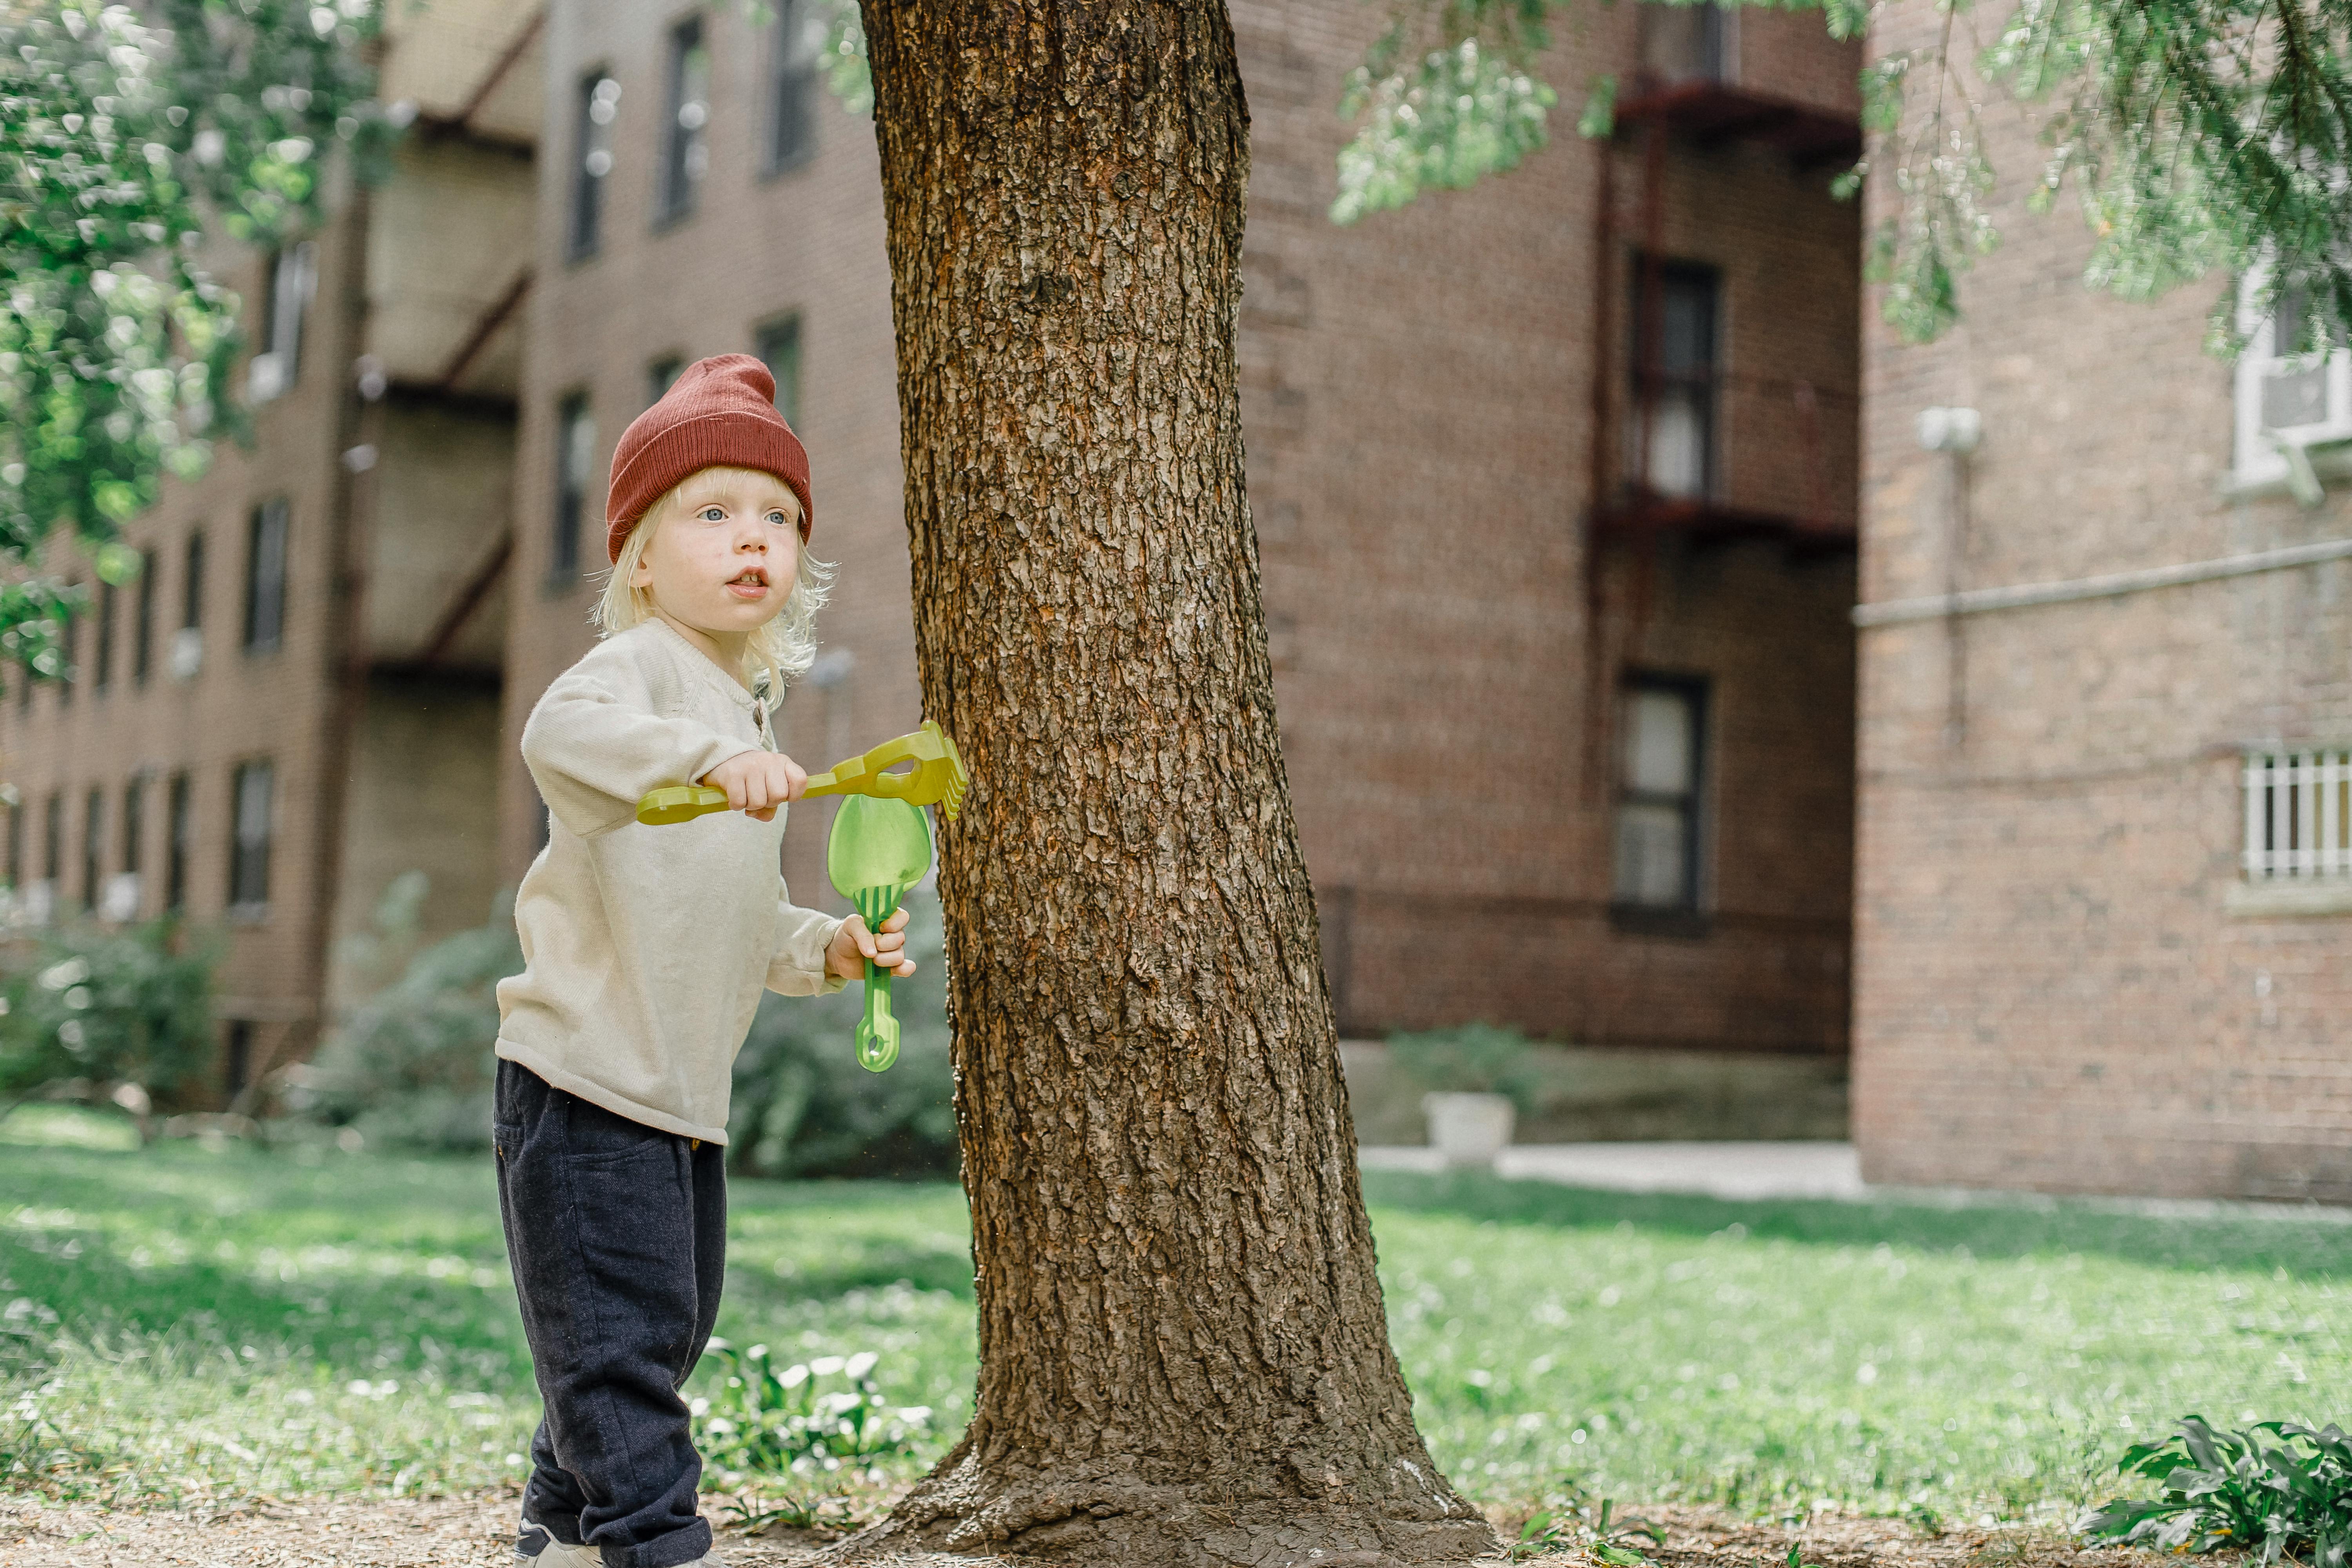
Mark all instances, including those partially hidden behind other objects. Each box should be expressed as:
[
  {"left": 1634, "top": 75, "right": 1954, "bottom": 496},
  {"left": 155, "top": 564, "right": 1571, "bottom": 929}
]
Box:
[{"left": 726, "top": 568, "right": 770, "bottom": 599}]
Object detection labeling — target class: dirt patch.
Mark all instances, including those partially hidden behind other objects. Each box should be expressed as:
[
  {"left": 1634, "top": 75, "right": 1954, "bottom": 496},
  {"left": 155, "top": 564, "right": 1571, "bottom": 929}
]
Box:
[{"left": 0, "top": 1492, "right": 2182, "bottom": 1568}]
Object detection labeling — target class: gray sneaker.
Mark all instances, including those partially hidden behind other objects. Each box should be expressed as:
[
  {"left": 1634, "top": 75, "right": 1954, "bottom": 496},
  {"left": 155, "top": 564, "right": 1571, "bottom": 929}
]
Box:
[{"left": 514, "top": 1524, "right": 600, "bottom": 1567}]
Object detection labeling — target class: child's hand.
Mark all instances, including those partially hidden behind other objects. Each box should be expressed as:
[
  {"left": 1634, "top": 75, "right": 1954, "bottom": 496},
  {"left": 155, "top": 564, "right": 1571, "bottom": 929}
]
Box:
[
  {"left": 700, "top": 750, "right": 807, "bottom": 821},
  {"left": 828, "top": 907, "right": 915, "bottom": 980}
]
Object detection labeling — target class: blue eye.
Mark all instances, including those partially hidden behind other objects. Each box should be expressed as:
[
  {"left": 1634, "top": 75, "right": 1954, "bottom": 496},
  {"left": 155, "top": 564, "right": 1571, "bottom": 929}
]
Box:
[
  {"left": 700, "top": 506, "right": 725, "bottom": 521},
  {"left": 766, "top": 511, "right": 789, "bottom": 527}
]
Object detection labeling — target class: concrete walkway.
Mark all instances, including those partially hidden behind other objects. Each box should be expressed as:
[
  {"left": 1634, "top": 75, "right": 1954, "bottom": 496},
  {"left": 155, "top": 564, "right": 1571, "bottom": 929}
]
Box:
[{"left": 1359, "top": 1140, "right": 1867, "bottom": 1200}]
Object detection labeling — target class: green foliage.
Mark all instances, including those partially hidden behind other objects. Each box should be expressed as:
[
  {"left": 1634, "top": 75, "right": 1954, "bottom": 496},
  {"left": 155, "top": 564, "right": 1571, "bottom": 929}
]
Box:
[
  {"left": 0, "top": 0, "right": 390, "bottom": 677},
  {"left": 289, "top": 876, "right": 520, "bottom": 1151},
  {"left": 727, "top": 889, "right": 956, "bottom": 1178},
  {"left": 690, "top": 1341, "right": 933, "bottom": 1480},
  {"left": 1342, "top": 0, "right": 2352, "bottom": 347},
  {"left": 1514, "top": 1492, "right": 1665, "bottom": 1562},
  {"left": 0, "top": 916, "right": 217, "bottom": 1119},
  {"left": 1385, "top": 1021, "right": 1544, "bottom": 1111},
  {"left": 1332, "top": 1, "right": 1560, "bottom": 224},
  {"left": 2082, "top": 1416, "right": 2352, "bottom": 1565}
]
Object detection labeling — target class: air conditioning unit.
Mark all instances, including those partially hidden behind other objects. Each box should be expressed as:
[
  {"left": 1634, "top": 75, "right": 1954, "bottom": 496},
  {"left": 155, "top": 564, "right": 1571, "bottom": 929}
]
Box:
[{"left": 2234, "top": 275, "right": 2352, "bottom": 495}]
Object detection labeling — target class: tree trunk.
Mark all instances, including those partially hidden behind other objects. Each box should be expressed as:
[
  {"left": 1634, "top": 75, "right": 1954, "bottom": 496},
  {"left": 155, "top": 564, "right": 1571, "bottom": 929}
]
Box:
[{"left": 846, "top": 4, "right": 1498, "bottom": 1564}]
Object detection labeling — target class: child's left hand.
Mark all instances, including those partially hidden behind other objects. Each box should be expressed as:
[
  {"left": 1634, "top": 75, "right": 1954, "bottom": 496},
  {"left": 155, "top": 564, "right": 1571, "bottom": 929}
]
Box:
[{"left": 828, "top": 907, "right": 915, "bottom": 980}]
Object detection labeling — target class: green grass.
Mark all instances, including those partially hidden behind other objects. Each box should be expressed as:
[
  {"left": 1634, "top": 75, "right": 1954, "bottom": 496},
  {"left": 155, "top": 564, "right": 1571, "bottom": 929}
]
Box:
[{"left": 5, "top": 1115, "right": 2350, "bottom": 1523}]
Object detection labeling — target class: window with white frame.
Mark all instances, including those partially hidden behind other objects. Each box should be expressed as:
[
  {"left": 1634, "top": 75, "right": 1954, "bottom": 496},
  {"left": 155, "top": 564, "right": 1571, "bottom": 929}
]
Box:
[
  {"left": 2243, "top": 745, "right": 2352, "bottom": 884},
  {"left": 2233, "top": 276, "right": 2352, "bottom": 486}
]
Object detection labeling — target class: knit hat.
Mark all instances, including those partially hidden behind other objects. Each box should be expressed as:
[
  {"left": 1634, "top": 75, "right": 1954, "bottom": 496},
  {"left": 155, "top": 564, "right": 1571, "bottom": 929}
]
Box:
[{"left": 605, "top": 354, "right": 813, "bottom": 563}]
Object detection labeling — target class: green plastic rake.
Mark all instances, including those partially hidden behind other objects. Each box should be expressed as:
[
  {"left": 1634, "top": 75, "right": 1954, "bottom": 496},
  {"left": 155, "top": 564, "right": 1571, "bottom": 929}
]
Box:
[{"left": 826, "top": 795, "right": 933, "bottom": 1073}]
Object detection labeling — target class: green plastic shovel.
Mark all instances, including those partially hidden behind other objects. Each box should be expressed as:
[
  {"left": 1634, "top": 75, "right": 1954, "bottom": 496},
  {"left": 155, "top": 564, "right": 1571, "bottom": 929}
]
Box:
[{"left": 826, "top": 795, "right": 932, "bottom": 1073}]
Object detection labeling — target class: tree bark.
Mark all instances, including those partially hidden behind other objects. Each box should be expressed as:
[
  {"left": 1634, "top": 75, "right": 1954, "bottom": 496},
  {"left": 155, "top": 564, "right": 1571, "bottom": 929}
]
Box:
[{"left": 844, "top": 4, "right": 1499, "bottom": 1565}]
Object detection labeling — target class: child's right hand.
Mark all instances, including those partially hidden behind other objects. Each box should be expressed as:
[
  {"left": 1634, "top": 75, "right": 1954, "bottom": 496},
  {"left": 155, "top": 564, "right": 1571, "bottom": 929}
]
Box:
[{"left": 700, "top": 750, "right": 808, "bottom": 821}]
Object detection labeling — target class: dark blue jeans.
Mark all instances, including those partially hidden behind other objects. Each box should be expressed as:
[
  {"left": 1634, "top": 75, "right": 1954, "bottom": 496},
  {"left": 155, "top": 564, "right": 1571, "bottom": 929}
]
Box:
[{"left": 493, "top": 1060, "right": 727, "bottom": 1568}]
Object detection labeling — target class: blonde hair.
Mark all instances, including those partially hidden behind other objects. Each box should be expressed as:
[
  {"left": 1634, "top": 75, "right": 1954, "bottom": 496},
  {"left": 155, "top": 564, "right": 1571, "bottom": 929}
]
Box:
[{"left": 595, "top": 466, "right": 833, "bottom": 702}]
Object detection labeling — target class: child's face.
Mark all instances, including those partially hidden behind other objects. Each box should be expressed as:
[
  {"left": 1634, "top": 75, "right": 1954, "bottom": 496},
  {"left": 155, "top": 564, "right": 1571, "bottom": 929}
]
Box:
[{"left": 630, "top": 467, "right": 801, "bottom": 639}]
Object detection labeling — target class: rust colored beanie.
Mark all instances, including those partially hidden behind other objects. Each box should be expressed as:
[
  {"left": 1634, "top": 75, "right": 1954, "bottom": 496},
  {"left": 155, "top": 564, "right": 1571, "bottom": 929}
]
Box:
[{"left": 604, "top": 353, "right": 813, "bottom": 563}]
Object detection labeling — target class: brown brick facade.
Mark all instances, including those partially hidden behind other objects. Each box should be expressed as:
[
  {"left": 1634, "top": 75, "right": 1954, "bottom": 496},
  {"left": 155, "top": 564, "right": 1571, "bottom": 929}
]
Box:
[{"left": 1851, "top": 0, "right": 2352, "bottom": 1198}]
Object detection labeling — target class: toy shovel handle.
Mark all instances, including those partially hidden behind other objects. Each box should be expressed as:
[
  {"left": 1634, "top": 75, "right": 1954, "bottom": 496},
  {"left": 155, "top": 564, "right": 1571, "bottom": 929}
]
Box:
[{"left": 857, "top": 964, "right": 900, "bottom": 1072}]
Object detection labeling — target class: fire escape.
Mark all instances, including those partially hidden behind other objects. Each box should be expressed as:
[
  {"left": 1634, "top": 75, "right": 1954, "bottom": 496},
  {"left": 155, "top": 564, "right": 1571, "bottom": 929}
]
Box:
[{"left": 1585, "top": 4, "right": 1864, "bottom": 555}]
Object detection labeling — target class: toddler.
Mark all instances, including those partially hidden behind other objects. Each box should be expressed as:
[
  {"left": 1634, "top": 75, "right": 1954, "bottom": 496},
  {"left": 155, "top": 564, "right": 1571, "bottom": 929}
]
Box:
[{"left": 492, "top": 355, "right": 913, "bottom": 1568}]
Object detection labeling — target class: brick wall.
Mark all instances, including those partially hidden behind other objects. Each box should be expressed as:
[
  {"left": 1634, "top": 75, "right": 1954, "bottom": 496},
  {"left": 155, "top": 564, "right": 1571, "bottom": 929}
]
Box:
[
  {"left": 505, "top": 0, "right": 1865, "bottom": 1058},
  {"left": 1852, "top": 0, "right": 2352, "bottom": 1198}
]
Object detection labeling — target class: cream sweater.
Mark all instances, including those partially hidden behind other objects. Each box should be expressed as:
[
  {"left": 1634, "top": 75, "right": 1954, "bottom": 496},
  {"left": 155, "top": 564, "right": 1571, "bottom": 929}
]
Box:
[{"left": 495, "top": 618, "right": 845, "bottom": 1143}]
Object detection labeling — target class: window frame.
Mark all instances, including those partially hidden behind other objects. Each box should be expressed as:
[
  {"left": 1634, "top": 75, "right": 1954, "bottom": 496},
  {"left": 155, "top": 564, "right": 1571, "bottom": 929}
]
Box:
[
  {"left": 165, "top": 770, "right": 192, "bottom": 912},
  {"left": 243, "top": 499, "right": 290, "bottom": 653},
  {"left": 82, "top": 784, "right": 103, "bottom": 914},
  {"left": 762, "top": 0, "right": 821, "bottom": 177},
  {"left": 132, "top": 546, "right": 156, "bottom": 685},
  {"left": 228, "top": 759, "right": 273, "bottom": 916},
  {"left": 656, "top": 14, "right": 711, "bottom": 228},
  {"left": 1610, "top": 672, "right": 1711, "bottom": 926},
  {"left": 570, "top": 68, "right": 620, "bottom": 261},
  {"left": 94, "top": 577, "right": 116, "bottom": 693},
  {"left": 2233, "top": 272, "right": 2352, "bottom": 486},
  {"left": 753, "top": 314, "right": 803, "bottom": 427},
  {"left": 551, "top": 392, "right": 595, "bottom": 584},
  {"left": 1627, "top": 257, "right": 1723, "bottom": 504},
  {"left": 248, "top": 241, "right": 317, "bottom": 403}
]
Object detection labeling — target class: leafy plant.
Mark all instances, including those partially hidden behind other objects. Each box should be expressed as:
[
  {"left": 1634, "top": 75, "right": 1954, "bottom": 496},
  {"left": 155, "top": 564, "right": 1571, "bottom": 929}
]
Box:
[
  {"left": 722, "top": 1487, "right": 873, "bottom": 1536},
  {"left": 0, "top": 916, "right": 217, "bottom": 1132},
  {"left": 727, "top": 889, "right": 956, "bottom": 1178},
  {"left": 286, "top": 877, "right": 520, "bottom": 1150},
  {"left": 2081, "top": 1415, "right": 2352, "bottom": 1566},
  {"left": 1515, "top": 1492, "right": 1665, "bottom": 1563},
  {"left": 1386, "top": 1021, "right": 1544, "bottom": 1112},
  {"left": 690, "top": 1342, "right": 933, "bottom": 1479}
]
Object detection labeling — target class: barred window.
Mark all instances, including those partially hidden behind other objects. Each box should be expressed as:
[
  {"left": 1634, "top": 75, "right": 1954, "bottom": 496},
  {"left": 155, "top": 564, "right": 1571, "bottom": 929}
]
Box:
[{"left": 2243, "top": 746, "right": 2352, "bottom": 883}]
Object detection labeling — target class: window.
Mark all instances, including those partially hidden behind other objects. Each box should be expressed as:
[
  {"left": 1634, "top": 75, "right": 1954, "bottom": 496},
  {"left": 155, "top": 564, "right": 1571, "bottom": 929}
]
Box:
[
  {"left": 82, "top": 785, "right": 103, "bottom": 914},
  {"left": 657, "top": 16, "right": 711, "bottom": 225},
  {"left": 2242, "top": 746, "right": 2352, "bottom": 884},
  {"left": 552, "top": 394, "right": 595, "bottom": 580},
  {"left": 36, "top": 791, "right": 61, "bottom": 924},
  {"left": 229, "top": 760, "right": 272, "bottom": 912},
  {"left": 646, "top": 354, "right": 684, "bottom": 408},
  {"left": 5, "top": 799, "right": 20, "bottom": 888},
  {"left": 244, "top": 499, "right": 289, "bottom": 652},
  {"left": 58, "top": 581, "right": 78, "bottom": 705},
  {"left": 132, "top": 547, "right": 156, "bottom": 685},
  {"left": 1613, "top": 676, "right": 1707, "bottom": 914},
  {"left": 110, "top": 774, "right": 144, "bottom": 921},
  {"left": 247, "top": 241, "right": 317, "bottom": 403},
  {"left": 166, "top": 771, "right": 191, "bottom": 912},
  {"left": 2234, "top": 278, "right": 2352, "bottom": 486},
  {"left": 94, "top": 578, "right": 115, "bottom": 693},
  {"left": 764, "top": 0, "right": 821, "bottom": 174},
  {"left": 1641, "top": 0, "right": 1733, "bottom": 85},
  {"left": 225, "top": 1019, "right": 254, "bottom": 1098},
  {"left": 571, "top": 71, "right": 620, "bottom": 260},
  {"left": 1629, "top": 261, "right": 1720, "bottom": 500},
  {"left": 754, "top": 315, "right": 802, "bottom": 427},
  {"left": 174, "top": 530, "right": 205, "bottom": 679}
]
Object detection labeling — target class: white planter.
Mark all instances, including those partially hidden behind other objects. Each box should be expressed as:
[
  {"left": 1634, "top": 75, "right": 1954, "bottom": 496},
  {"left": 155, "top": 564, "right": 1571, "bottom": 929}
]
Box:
[{"left": 1422, "top": 1092, "right": 1515, "bottom": 1169}]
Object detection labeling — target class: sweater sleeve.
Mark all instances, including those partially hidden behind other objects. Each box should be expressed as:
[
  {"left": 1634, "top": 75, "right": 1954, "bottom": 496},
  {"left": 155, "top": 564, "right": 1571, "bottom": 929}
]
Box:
[
  {"left": 766, "top": 888, "right": 848, "bottom": 996},
  {"left": 521, "top": 659, "right": 760, "bottom": 838}
]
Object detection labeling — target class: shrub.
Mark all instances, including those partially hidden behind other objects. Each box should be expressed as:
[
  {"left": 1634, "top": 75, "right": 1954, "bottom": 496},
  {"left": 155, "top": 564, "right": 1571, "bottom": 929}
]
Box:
[
  {"left": 727, "top": 890, "right": 956, "bottom": 1178},
  {"left": 690, "top": 1341, "right": 933, "bottom": 1479},
  {"left": 0, "top": 917, "right": 217, "bottom": 1133},
  {"left": 290, "top": 876, "right": 520, "bottom": 1151},
  {"left": 1385, "top": 1021, "right": 1543, "bottom": 1112},
  {"left": 2082, "top": 1416, "right": 2352, "bottom": 1566}
]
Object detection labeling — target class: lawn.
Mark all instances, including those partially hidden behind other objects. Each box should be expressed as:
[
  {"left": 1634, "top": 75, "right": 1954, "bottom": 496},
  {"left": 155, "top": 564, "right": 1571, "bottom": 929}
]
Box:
[{"left": 5, "top": 1109, "right": 2350, "bottom": 1526}]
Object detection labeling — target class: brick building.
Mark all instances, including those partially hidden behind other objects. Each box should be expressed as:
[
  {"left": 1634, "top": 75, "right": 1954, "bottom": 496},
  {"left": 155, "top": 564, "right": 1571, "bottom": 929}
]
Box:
[
  {"left": 506, "top": 0, "right": 1866, "bottom": 1069},
  {"left": 10, "top": 0, "right": 1868, "bottom": 1116},
  {"left": 1850, "top": 1, "right": 2352, "bottom": 1200},
  {"left": 0, "top": 0, "right": 544, "bottom": 1101}
]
